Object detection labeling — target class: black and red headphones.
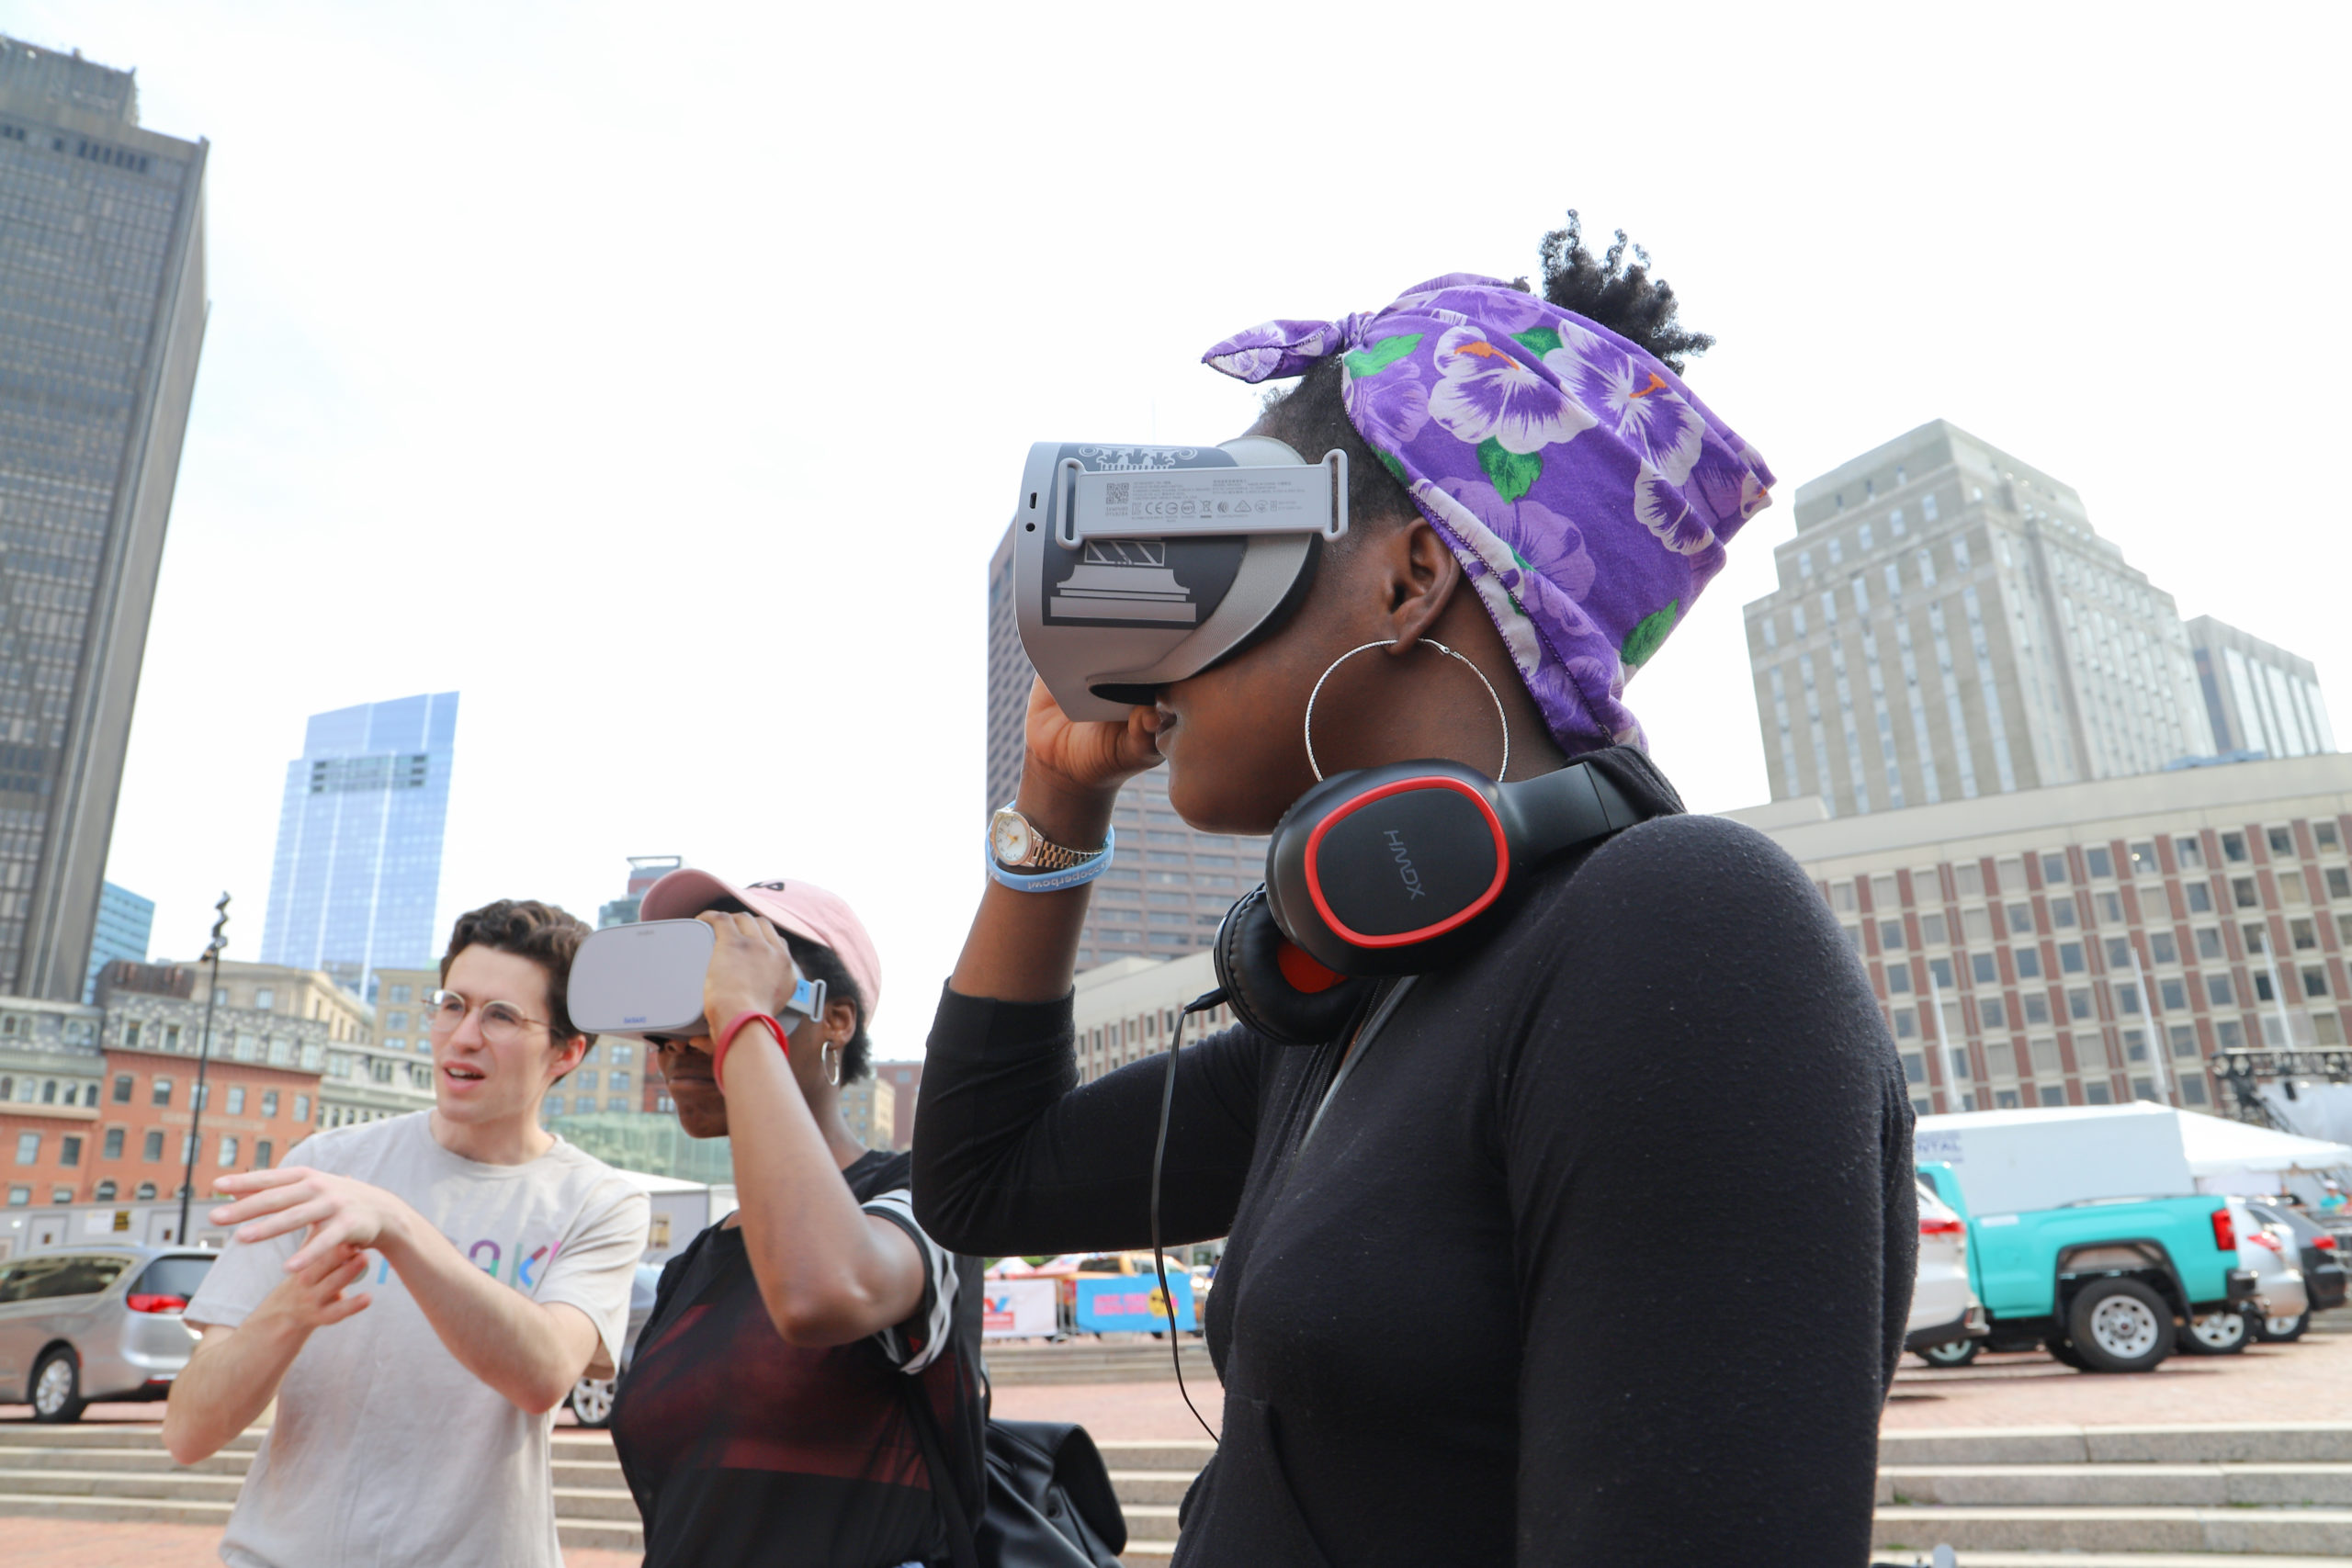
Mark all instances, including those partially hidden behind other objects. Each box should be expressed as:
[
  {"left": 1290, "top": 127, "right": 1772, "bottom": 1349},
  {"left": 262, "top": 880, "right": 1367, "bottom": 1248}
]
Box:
[{"left": 1212, "top": 757, "right": 1653, "bottom": 1044}]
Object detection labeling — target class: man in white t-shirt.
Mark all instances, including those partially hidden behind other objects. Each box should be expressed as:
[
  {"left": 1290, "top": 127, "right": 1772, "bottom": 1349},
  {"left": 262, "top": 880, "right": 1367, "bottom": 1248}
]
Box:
[{"left": 167, "top": 899, "right": 650, "bottom": 1568}]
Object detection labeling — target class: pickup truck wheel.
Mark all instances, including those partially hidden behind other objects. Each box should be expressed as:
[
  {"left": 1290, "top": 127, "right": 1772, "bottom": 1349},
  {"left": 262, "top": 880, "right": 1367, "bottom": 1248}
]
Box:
[
  {"left": 2065, "top": 1279, "right": 2173, "bottom": 1372},
  {"left": 2254, "top": 1311, "right": 2309, "bottom": 1344},
  {"left": 2182, "top": 1310, "right": 2249, "bottom": 1355},
  {"left": 1917, "top": 1339, "right": 1979, "bottom": 1368}
]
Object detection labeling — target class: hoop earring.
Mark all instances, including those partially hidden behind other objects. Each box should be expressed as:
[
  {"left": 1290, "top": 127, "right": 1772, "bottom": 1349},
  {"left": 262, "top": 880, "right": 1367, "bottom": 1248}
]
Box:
[
  {"left": 1302, "top": 638, "right": 1510, "bottom": 783},
  {"left": 820, "top": 1041, "right": 842, "bottom": 1088}
]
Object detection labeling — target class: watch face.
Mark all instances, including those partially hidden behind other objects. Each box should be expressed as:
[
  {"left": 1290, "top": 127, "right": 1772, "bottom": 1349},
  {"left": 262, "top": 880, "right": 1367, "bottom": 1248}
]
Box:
[{"left": 992, "top": 814, "right": 1034, "bottom": 864}]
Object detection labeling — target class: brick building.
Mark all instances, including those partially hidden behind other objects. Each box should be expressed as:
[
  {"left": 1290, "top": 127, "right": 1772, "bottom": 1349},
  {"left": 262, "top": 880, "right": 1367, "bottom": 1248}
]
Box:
[{"left": 1725, "top": 753, "right": 2352, "bottom": 1116}]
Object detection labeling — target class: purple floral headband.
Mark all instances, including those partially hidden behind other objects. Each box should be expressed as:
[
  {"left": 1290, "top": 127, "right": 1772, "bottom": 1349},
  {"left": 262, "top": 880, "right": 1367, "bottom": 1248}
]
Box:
[{"left": 1202, "top": 273, "right": 1774, "bottom": 755}]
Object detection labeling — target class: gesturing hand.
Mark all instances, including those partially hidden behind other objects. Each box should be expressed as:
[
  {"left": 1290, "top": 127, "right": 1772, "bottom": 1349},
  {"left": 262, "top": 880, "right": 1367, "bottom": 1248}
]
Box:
[
  {"left": 256, "top": 1243, "right": 374, "bottom": 1334},
  {"left": 212, "top": 1168, "right": 417, "bottom": 1274}
]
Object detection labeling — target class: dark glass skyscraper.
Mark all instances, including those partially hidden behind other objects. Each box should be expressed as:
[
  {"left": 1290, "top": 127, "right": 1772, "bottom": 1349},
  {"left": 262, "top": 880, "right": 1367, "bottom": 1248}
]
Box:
[
  {"left": 260, "top": 694, "right": 459, "bottom": 994},
  {"left": 0, "top": 38, "right": 208, "bottom": 999}
]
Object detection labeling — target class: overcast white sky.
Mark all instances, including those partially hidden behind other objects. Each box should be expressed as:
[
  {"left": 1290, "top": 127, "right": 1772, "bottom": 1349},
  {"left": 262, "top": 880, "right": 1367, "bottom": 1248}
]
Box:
[{"left": 5, "top": 1, "right": 2347, "bottom": 1057}]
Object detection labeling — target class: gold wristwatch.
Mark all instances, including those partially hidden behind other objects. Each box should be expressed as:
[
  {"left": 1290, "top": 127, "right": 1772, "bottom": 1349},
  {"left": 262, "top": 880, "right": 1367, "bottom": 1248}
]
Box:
[{"left": 989, "top": 804, "right": 1104, "bottom": 873}]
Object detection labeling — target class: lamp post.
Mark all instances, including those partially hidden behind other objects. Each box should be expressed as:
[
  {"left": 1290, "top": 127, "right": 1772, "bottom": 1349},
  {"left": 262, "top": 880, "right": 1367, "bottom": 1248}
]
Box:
[{"left": 177, "top": 894, "right": 230, "bottom": 1247}]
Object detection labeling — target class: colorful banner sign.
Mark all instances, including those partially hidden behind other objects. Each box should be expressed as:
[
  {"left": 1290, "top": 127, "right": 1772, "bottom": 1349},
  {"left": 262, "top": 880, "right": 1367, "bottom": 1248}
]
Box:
[
  {"left": 982, "top": 1277, "right": 1059, "bottom": 1339},
  {"left": 1073, "top": 1271, "right": 1196, "bottom": 1334}
]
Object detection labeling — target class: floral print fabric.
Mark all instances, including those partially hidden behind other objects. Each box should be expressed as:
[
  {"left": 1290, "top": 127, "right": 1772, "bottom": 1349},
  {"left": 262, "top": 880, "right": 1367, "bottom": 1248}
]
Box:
[{"left": 1202, "top": 273, "right": 1774, "bottom": 754}]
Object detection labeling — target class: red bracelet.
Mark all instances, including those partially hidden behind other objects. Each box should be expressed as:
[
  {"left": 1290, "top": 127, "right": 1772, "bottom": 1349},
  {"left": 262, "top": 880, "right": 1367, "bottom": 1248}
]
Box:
[{"left": 712, "top": 1011, "right": 788, "bottom": 1093}]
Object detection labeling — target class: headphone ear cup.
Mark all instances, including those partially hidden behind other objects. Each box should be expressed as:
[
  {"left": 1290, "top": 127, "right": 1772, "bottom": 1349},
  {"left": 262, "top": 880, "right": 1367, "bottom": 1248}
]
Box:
[{"left": 1214, "top": 886, "right": 1379, "bottom": 1047}]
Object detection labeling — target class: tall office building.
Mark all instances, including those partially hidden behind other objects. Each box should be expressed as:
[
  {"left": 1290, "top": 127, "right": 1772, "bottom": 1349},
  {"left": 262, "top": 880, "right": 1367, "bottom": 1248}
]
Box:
[
  {"left": 987, "top": 527, "right": 1262, "bottom": 968},
  {"left": 81, "top": 880, "right": 152, "bottom": 1002},
  {"left": 0, "top": 39, "right": 208, "bottom": 999},
  {"left": 260, "top": 693, "right": 458, "bottom": 994},
  {"left": 1744, "top": 421, "right": 2213, "bottom": 818},
  {"left": 597, "top": 854, "right": 681, "bottom": 929},
  {"left": 2187, "top": 617, "right": 2335, "bottom": 762}
]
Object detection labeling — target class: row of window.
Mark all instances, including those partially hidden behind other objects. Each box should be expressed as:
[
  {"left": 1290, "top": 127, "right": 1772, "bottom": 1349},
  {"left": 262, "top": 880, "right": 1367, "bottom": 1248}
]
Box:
[
  {"left": 14, "top": 1127, "right": 277, "bottom": 1170},
  {"left": 6, "top": 1179, "right": 166, "bottom": 1206},
  {"left": 1831, "top": 824, "right": 2348, "bottom": 915}
]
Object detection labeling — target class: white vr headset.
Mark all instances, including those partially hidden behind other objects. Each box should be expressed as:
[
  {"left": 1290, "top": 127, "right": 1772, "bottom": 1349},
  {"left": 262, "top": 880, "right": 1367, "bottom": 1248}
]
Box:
[
  {"left": 568, "top": 919, "right": 826, "bottom": 1041},
  {"left": 1012, "top": 436, "right": 1350, "bottom": 722}
]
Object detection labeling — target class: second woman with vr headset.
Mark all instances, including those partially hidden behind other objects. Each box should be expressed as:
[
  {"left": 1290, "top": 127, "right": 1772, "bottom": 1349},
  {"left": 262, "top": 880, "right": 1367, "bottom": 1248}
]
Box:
[
  {"left": 913, "top": 220, "right": 1916, "bottom": 1564},
  {"left": 603, "top": 874, "right": 983, "bottom": 1568}
]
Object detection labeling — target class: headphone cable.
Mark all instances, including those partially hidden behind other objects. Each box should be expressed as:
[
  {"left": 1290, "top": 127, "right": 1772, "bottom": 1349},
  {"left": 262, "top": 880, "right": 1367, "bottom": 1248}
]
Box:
[{"left": 1151, "top": 987, "right": 1228, "bottom": 1447}]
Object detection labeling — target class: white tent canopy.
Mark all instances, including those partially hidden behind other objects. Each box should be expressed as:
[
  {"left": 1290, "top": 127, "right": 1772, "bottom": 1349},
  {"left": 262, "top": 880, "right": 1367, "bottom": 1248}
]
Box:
[{"left": 2174, "top": 1110, "right": 2352, "bottom": 1178}]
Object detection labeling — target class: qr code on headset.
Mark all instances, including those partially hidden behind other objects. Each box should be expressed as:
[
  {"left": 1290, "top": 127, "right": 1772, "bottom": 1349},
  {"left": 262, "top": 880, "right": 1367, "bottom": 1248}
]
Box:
[{"left": 1104, "top": 482, "right": 1128, "bottom": 504}]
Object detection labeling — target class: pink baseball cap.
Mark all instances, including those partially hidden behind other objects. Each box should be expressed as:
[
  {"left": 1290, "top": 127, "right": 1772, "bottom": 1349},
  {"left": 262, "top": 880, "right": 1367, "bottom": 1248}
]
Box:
[{"left": 637, "top": 869, "right": 883, "bottom": 1020}]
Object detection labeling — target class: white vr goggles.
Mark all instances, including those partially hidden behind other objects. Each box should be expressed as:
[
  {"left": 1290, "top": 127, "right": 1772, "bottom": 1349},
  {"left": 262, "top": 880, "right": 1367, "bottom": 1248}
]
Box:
[
  {"left": 568, "top": 919, "right": 826, "bottom": 1041},
  {"left": 1012, "top": 437, "right": 1350, "bottom": 722}
]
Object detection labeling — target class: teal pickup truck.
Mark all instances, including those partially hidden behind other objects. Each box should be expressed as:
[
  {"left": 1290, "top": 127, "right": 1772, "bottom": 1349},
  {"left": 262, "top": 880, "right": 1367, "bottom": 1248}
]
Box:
[{"left": 1917, "top": 1162, "right": 2259, "bottom": 1372}]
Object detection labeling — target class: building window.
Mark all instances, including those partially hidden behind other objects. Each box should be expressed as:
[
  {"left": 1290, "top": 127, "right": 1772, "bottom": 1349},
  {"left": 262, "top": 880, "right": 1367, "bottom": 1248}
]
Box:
[
  {"left": 2022, "top": 995, "right": 2052, "bottom": 1025},
  {"left": 112, "top": 1074, "right": 132, "bottom": 1104},
  {"left": 2222, "top": 832, "right": 2248, "bottom": 863},
  {"left": 369, "top": 1059, "right": 394, "bottom": 1084},
  {"left": 254, "top": 988, "right": 276, "bottom": 1011},
  {"left": 103, "top": 1128, "right": 124, "bottom": 1159},
  {"left": 2067, "top": 987, "right": 2093, "bottom": 1020},
  {"left": 2042, "top": 853, "right": 2068, "bottom": 885},
  {"left": 576, "top": 1069, "right": 600, "bottom": 1091},
  {"left": 123, "top": 1021, "right": 142, "bottom": 1049},
  {"left": 95, "top": 1179, "right": 118, "bottom": 1200},
  {"left": 2177, "top": 837, "right": 2205, "bottom": 869},
  {"left": 2016, "top": 948, "right": 2043, "bottom": 979},
  {"left": 59, "top": 1135, "right": 81, "bottom": 1168},
  {"left": 1970, "top": 953, "right": 1997, "bottom": 985},
  {"left": 152, "top": 1077, "right": 172, "bottom": 1108},
  {"left": 1928, "top": 957, "right": 1955, "bottom": 988},
  {"left": 262, "top": 1090, "right": 279, "bottom": 1117},
  {"left": 2208, "top": 975, "right": 2235, "bottom": 1006},
  {"left": 2195, "top": 927, "right": 2224, "bottom": 959},
  {"left": 2160, "top": 978, "right": 2188, "bottom": 1010},
  {"left": 226, "top": 1087, "right": 246, "bottom": 1115},
  {"left": 135, "top": 1182, "right": 155, "bottom": 1199},
  {"left": 2304, "top": 967, "right": 2330, "bottom": 998},
  {"left": 2233, "top": 878, "right": 2259, "bottom": 908},
  {"left": 2149, "top": 931, "right": 2178, "bottom": 964},
  {"left": 219, "top": 1136, "right": 240, "bottom": 1167},
  {"left": 1920, "top": 914, "right": 1948, "bottom": 946},
  {"left": 141, "top": 1131, "right": 164, "bottom": 1162},
  {"left": 2180, "top": 1077, "right": 2209, "bottom": 1105},
  {"left": 2268, "top": 828, "right": 2294, "bottom": 857},
  {"left": 294, "top": 1095, "right": 311, "bottom": 1122},
  {"left": 2291, "top": 919, "right": 2317, "bottom": 951},
  {"left": 2058, "top": 943, "right": 2085, "bottom": 974},
  {"left": 2130, "top": 841, "right": 2159, "bottom": 877},
  {"left": 2184, "top": 882, "right": 2212, "bottom": 913},
  {"left": 1979, "top": 997, "right": 2007, "bottom": 1029},
  {"left": 256, "top": 1141, "right": 274, "bottom": 1168},
  {"left": 15, "top": 1132, "right": 38, "bottom": 1166},
  {"left": 1880, "top": 920, "right": 1905, "bottom": 951},
  {"left": 2086, "top": 847, "right": 2115, "bottom": 879}
]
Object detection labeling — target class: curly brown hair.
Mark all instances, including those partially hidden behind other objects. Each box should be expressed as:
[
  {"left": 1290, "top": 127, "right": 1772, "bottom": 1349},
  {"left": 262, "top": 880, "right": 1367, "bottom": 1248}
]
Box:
[{"left": 440, "top": 898, "right": 594, "bottom": 1043}]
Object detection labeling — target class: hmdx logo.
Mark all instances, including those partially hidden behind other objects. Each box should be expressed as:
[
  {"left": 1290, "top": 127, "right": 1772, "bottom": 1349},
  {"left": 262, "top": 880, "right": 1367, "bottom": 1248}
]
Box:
[{"left": 1384, "top": 829, "right": 1427, "bottom": 900}]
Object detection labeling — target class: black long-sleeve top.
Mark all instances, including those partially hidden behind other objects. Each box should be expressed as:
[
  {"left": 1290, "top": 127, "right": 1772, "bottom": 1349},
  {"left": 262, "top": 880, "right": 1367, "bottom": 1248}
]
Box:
[{"left": 914, "top": 750, "right": 1916, "bottom": 1565}]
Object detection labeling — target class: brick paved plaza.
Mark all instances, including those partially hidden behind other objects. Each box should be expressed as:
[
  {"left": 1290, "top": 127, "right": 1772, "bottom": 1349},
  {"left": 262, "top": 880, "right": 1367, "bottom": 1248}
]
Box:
[{"left": 6, "top": 1325, "right": 2347, "bottom": 1565}]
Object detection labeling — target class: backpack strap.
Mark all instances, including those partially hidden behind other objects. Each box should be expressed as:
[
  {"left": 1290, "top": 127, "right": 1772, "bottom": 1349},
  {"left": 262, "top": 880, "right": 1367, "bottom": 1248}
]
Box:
[{"left": 900, "top": 1375, "right": 981, "bottom": 1568}]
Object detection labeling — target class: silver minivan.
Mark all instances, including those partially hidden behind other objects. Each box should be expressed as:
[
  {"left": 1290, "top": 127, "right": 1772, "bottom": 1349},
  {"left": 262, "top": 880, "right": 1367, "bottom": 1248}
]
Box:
[{"left": 0, "top": 1246, "right": 215, "bottom": 1421}]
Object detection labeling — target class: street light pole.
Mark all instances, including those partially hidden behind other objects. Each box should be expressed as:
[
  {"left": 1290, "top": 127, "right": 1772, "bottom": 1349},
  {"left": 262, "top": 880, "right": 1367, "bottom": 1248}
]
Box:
[{"left": 177, "top": 894, "right": 230, "bottom": 1247}]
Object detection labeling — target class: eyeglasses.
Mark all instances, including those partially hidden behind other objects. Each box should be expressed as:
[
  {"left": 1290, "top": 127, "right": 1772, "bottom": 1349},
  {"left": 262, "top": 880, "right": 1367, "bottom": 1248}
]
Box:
[{"left": 424, "top": 990, "right": 553, "bottom": 1046}]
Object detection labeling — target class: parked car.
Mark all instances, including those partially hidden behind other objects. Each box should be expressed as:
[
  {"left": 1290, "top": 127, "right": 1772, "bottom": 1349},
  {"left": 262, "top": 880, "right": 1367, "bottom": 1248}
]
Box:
[
  {"left": 1916, "top": 1168, "right": 2263, "bottom": 1374},
  {"left": 1907, "top": 1175, "right": 1988, "bottom": 1367},
  {"left": 0, "top": 1246, "right": 216, "bottom": 1422},
  {"left": 567, "top": 1262, "right": 665, "bottom": 1428},
  {"left": 2244, "top": 1199, "right": 2347, "bottom": 1339},
  {"left": 2179, "top": 1201, "right": 2307, "bottom": 1355}
]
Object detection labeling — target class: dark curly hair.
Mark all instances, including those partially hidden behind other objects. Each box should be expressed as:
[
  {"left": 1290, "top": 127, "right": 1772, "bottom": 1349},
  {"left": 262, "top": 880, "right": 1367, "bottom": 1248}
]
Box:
[
  {"left": 1253, "top": 209, "right": 1713, "bottom": 530},
  {"left": 440, "top": 898, "right": 594, "bottom": 1043},
  {"left": 781, "top": 933, "right": 873, "bottom": 1085}
]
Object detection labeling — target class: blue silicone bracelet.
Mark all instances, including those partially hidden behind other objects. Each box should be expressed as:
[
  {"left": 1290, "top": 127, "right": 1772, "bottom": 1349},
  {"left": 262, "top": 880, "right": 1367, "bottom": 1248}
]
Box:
[{"left": 987, "top": 824, "right": 1115, "bottom": 893}]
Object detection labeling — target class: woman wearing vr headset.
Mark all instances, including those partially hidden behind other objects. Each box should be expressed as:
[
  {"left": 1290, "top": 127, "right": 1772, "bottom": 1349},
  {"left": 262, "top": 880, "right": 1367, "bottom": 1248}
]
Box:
[
  {"left": 915, "top": 217, "right": 1915, "bottom": 1564},
  {"left": 604, "top": 874, "right": 984, "bottom": 1568}
]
